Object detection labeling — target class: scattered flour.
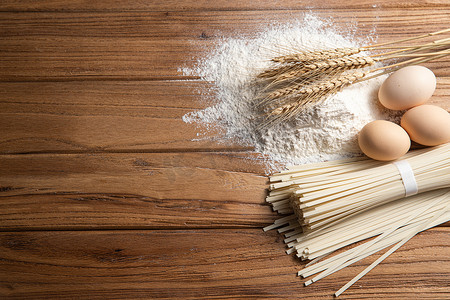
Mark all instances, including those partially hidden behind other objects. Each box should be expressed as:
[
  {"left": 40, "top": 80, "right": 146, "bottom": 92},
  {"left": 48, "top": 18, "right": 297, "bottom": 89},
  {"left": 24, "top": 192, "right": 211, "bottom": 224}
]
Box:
[{"left": 181, "top": 14, "right": 399, "bottom": 172}]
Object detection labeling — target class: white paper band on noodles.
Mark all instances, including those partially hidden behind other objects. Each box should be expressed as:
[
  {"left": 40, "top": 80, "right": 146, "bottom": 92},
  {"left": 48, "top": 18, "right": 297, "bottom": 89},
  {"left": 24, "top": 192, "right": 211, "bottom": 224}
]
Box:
[{"left": 393, "top": 160, "right": 418, "bottom": 197}]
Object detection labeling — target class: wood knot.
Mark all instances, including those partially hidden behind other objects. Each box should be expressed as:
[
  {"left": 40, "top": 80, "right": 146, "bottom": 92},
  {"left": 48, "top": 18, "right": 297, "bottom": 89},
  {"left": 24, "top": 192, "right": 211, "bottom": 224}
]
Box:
[{"left": 199, "top": 32, "right": 210, "bottom": 39}]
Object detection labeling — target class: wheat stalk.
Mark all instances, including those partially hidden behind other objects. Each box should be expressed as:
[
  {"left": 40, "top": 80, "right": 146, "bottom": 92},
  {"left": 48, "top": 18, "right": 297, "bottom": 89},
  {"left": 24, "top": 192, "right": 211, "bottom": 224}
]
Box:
[
  {"left": 255, "top": 28, "right": 450, "bottom": 128},
  {"left": 259, "top": 49, "right": 450, "bottom": 128}
]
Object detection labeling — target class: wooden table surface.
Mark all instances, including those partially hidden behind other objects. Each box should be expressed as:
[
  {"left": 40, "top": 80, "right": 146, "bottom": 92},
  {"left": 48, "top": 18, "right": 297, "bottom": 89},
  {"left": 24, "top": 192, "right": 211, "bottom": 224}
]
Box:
[{"left": 1, "top": 1, "right": 449, "bottom": 299}]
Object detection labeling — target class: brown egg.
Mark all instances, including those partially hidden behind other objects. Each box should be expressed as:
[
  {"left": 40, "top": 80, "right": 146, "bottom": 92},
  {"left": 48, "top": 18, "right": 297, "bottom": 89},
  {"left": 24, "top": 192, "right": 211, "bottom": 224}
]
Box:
[
  {"left": 378, "top": 66, "right": 436, "bottom": 110},
  {"left": 358, "top": 120, "right": 411, "bottom": 161},
  {"left": 401, "top": 105, "right": 450, "bottom": 146}
]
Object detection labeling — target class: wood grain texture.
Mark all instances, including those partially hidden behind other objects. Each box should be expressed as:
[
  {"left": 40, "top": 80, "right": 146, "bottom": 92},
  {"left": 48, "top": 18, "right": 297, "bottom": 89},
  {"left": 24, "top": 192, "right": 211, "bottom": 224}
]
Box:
[
  {"left": 1, "top": 10, "right": 449, "bottom": 81},
  {"left": 0, "top": 152, "right": 274, "bottom": 230},
  {"left": 0, "top": 151, "right": 448, "bottom": 230},
  {"left": 0, "top": 228, "right": 449, "bottom": 299},
  {"left": 0, "top": 80, "right": 245, "bottom": 153},
  {"left": 1, "top": 1, "right": 450, "bottom": 299},
  {"left": 0, "top": 0, "right": 449, "bottom": 11},
  {"left": 0, "top": 79, "right": 448, "bottom": 154}
]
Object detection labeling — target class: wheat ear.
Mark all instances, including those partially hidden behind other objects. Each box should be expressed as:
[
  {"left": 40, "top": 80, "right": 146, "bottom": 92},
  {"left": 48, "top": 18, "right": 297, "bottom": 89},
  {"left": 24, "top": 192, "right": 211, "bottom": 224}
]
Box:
[
  {"left": 255, "top": 56, "right": 375, "bottom": 108},
  {"left": 259, "top": 72, "right": 366, "bottom": 129},
  {"left": 272, "top": 72, "right": 366, "bottom": 115},
  {"left": 272, "top": 47, "right": 362, "bottom": 64},
  {"left": 272, "top": 56, "right": 375, "bottom": 83}
]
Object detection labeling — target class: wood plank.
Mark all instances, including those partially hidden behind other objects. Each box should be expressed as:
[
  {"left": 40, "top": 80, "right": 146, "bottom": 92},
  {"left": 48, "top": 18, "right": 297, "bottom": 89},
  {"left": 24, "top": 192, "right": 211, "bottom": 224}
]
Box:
[
  {"left": 0, "top": 151, "right": 448, "bottom": 231},
  {"left": 1, "top": 10, "right": 449, "bottom": 81},
  {"left": 0, "top": 78, "right": 448, "bottom": 154},
  {"left": 0, "top": 152, "right": 275, "bottom": 230},
  {"left": 0, "top": 228, "right": 449, "bottom": 299},
  {"left": 0, "top": 0, "right": 448, "bottom": 12},
  {"left": 0, "top": 80, "right": 248, "bottom": 153}
]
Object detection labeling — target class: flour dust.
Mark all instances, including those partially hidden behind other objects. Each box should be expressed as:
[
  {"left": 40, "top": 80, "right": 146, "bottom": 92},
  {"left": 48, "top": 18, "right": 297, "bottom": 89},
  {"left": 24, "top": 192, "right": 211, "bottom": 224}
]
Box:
[{"left": 180, "top": 14, "right": 399, "bottom": 173}]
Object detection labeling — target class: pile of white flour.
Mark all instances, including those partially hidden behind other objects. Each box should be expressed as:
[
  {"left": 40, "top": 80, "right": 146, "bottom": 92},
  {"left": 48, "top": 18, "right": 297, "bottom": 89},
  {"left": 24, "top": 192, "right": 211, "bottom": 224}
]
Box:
[{"left": 181, "top": 14, "right": 399, "bottom": 172}]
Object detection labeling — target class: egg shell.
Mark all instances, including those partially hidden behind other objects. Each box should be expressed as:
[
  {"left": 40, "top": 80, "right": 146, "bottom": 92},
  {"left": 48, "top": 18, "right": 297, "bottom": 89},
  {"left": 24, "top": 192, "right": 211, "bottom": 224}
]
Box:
[
  {"left": 358, "top": 120, "right": 411, "bottom": 161},
  {"left": 378, "top": 66, "right": 436, "bottom": 110},
  {"left": 401, "top": 104, "right": 450, "bottom": 146}
]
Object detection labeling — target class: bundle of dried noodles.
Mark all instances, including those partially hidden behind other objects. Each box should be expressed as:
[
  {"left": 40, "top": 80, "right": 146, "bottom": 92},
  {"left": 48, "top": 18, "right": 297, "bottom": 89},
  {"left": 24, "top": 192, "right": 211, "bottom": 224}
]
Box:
[{"left": 264, "top": 143, "right": 450, "bottom": 296}]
